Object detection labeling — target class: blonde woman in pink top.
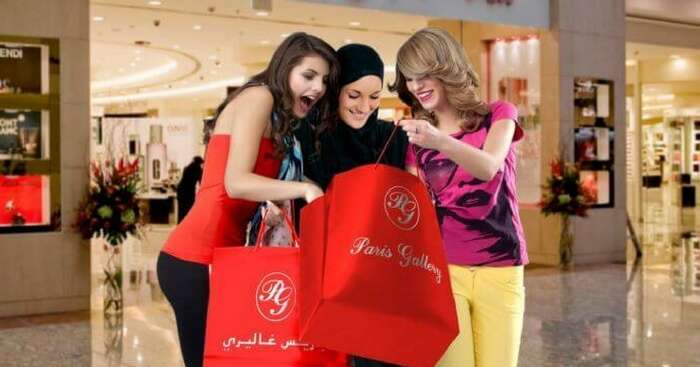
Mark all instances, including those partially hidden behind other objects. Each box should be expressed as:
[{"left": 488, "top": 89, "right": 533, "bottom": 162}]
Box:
[{"left": 392, "top": 28, "right": 528, "bottom": 367}]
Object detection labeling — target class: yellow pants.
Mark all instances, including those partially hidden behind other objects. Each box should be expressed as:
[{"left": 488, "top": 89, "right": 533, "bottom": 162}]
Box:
[{"left": 436, "top": 265, "right": 525, "bottom": 367}]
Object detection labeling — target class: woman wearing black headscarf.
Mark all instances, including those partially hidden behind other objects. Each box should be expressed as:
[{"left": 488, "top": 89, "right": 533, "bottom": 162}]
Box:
[
  {"left": 296, "top": 43, "right": 408, "bottom": 191},
  {"left": 295, "top": 43, "right": 406, "bottom": 367}
]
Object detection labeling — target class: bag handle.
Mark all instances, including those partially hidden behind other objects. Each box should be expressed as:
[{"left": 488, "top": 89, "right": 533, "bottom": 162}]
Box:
[
  {"left": 374, "top": 123, "right": 401, "bottom": 168},
  {"left": 254, "top": 202, "right": 300, "bottom": 249}
]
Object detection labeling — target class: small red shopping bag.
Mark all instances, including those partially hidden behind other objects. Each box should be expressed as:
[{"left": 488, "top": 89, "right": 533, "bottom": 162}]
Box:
[
  {"left": 299, "top": 162, "right": 458, "bottom": 367},
  {"left": 203, "top": 212, "right": 346, "bottom": 367}
]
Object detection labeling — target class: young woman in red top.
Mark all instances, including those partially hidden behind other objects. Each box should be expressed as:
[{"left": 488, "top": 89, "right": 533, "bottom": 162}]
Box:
[{"left": 157, "top": 33, "right": 339, "bottom": 367}]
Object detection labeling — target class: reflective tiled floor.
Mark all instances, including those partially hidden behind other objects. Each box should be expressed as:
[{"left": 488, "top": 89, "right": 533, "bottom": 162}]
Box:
[{"left": 2, "top": 197, "right": 700, "bottom": 366}]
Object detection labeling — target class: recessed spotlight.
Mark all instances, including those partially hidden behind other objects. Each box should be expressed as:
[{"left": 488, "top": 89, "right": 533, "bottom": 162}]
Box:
[
  {"left": 349, "top": 21, "right": 360, "bottom": 27},
  {"left": 193, "top": 25, "right": 202, "bottom": 31},
  {"left": 256, "top": 11, "right": 269, "bottom": 16},
  {"left": 148, "top": 0, "right": 162, "bottom": 5},
  {"left": 260, "top": 40, "right": 270, "bottom": 45},
  {"left": 173, "top": 44, "right": 180, "bottom": 50},
  {"left": 281, "top": 33, "right": 290, "bottom": 38},
  {"left": 134, "top": 49, "right": 142, "bottom": 54},
  {"left": 344, "top": 39, "right": 353, "bottom": 44},
  {"left": 93, "top": 16, "right": 105, "bottom": 22}
]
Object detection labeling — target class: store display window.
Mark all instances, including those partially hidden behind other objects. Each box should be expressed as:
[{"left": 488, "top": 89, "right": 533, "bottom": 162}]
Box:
[
  {"left": 0, "top": 35, "right": 60, "bottom": 233},
  {"left": 574, "top": 77, "right": 615, "bottom": 208},
  {"left": 487, "top": 36, "right": 541, "bottom": 204}
]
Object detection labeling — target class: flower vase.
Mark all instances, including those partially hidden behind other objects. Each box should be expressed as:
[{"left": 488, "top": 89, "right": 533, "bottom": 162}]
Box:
[
  {"left": 559, "top": 214, "right": 574, "bottom": 270},
  {"left": 103, "top": 240, "right": 123, "bottom": 316}
]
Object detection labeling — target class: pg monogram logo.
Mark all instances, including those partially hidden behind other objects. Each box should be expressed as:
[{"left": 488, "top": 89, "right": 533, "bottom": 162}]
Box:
[
  {"left": 255, "top": 272, "right": 296, "bottom": 322},
  {"left": 384, "top": 186, "right": 420, "bottom": 231}
]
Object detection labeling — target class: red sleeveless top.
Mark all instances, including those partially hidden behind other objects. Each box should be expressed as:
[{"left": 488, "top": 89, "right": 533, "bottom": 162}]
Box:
[{"left": 162, "top": 134, "right": 281, "bottom": 264}]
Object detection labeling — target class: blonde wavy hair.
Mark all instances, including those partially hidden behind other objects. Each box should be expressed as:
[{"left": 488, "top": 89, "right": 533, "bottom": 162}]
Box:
[{"left": 389, "top": 27, "right": 489, "bottom": 132}]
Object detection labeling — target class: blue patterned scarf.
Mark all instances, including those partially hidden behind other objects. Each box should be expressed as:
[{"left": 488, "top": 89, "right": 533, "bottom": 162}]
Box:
[{"left": 246, "top": 132, "right": 303, "bottom": 246}]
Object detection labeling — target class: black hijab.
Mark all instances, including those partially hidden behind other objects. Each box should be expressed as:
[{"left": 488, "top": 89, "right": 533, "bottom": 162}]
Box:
[{"left": 295, "top": 44, "right": 408, "bottom": 190}]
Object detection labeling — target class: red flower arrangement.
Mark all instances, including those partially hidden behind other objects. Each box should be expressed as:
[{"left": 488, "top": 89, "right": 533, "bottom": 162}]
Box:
[
  {"left": 539, "top": 157, "right": 594, "bottom": 217},
  {"left": 73, "top": 158, "right": 143, "bottom": 246}
]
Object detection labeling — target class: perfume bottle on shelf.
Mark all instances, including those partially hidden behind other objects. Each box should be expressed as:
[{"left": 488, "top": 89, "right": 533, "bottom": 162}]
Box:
[
  {"left": 146, "top": 124, "right": 167, "bottom": 190},
  {"left": 128, "top": 134, "right": 140, "bottom": 156},
  {"left": 127, "top": 134, "right": 147, "bottom": 191}
]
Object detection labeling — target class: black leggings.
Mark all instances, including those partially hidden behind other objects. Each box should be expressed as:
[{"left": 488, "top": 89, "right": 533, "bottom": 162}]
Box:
[
  {"left": 351, "top": 356, "right": 401, "bottom": 367},
  {"left": 157, "top": 252, "right": 209, "bottom": 367}
]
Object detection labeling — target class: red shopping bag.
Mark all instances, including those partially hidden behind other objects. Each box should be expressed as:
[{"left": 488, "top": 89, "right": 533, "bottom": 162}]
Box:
[
  {"left": 203, "top": 213, "right": 346, "bottom": 367},
  {"left": 299, "top": 162, "right": 458, "bottom": 367}
]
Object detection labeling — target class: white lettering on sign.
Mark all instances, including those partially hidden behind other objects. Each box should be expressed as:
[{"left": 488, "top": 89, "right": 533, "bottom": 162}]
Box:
[
  {"left": 0, "top": 47, "right": 23, "bottom": 59},
  {"left": 0, "top": 118, "right": 19, "bottom": 136}
]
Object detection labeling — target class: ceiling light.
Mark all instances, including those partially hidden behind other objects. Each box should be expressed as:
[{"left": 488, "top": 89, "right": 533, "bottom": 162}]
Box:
[
  {"left": 193, "top": 25, "right": 202, "bottom": 31},
  {"left": 135, "top": 57, "right": 142, "bottom": 62},
  {"left": 92, "top": 76, "right": 246, "bottom": 104},
  {"left": 344, "top": 39, "right": 352, "bottom": 44},
  {"left": 134, "top": 49, "right": 142, "bottom": 55},
  {"left": 260, "top": 40, "right": 270, "bottom": 45},
  {"left": 130, "top": 62, "right": 136, "bottom": 67},
  {"left": 281, "top": 33, "right": 290, "bottom": 38},
  {"left": 642, "top": 104, "right": 673, "bottom": 111},
  {"left": 256, "top": 11, "right": 269, "bottom": 16},
  {"left": 625, "top": 59, "right": 637, "bottom": 66},
  {"left": 670, "top": 54, "right": 681, "bottom": 59},
  {"left": 92, "top": 61, "right": 178, "bottom": 91},
  {"left": 148, "top": 0, "right": 162, "bottom": 5},
  {"left": 349, "top": 21, "right": 360, "bottom": 27},
  {"left": 93, "top": 16, "right": 105, "bottom": 22}
]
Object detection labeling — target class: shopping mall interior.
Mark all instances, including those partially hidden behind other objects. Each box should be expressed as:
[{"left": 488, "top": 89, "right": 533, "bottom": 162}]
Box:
[{"left": 1, "top": 0, "right": 700, "bottom": 366}]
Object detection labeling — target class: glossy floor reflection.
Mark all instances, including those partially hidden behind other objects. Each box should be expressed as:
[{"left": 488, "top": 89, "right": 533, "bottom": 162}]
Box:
[
  {"left": 521, "top": 265, "right": 627, "bottom": 366},
  {"left": 2, "top": 209, "right": 700, "bottom": 366}
]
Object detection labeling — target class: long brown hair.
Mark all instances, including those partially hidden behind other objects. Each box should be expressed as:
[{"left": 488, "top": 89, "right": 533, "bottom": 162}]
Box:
[
  {"left": 211, "top": 32, "right": 339, "bottom": 155},
  {"left": 389, "top": 28, "right": 489, "bottom": 131}
]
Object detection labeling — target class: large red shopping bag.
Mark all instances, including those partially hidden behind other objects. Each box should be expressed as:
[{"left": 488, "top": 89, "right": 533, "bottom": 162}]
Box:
[
  {"left": 299, "top": 163, "right": 459, "bottom": 367},
  {"left": 203, "top": 213, "right": 346, "bottom": 367}
]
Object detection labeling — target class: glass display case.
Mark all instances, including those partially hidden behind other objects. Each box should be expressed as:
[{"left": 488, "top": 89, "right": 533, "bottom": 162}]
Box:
[
  {"left": 574, "top": 77, "right": 615, "bottom": 208},
  {"left": 0, "top": 35, "right": 60, "bottom": 233}
]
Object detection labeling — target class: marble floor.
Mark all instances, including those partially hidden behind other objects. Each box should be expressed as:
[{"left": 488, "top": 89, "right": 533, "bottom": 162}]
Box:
[{"left": 2, "top": 200, "right": 700, "bottom": 366}]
